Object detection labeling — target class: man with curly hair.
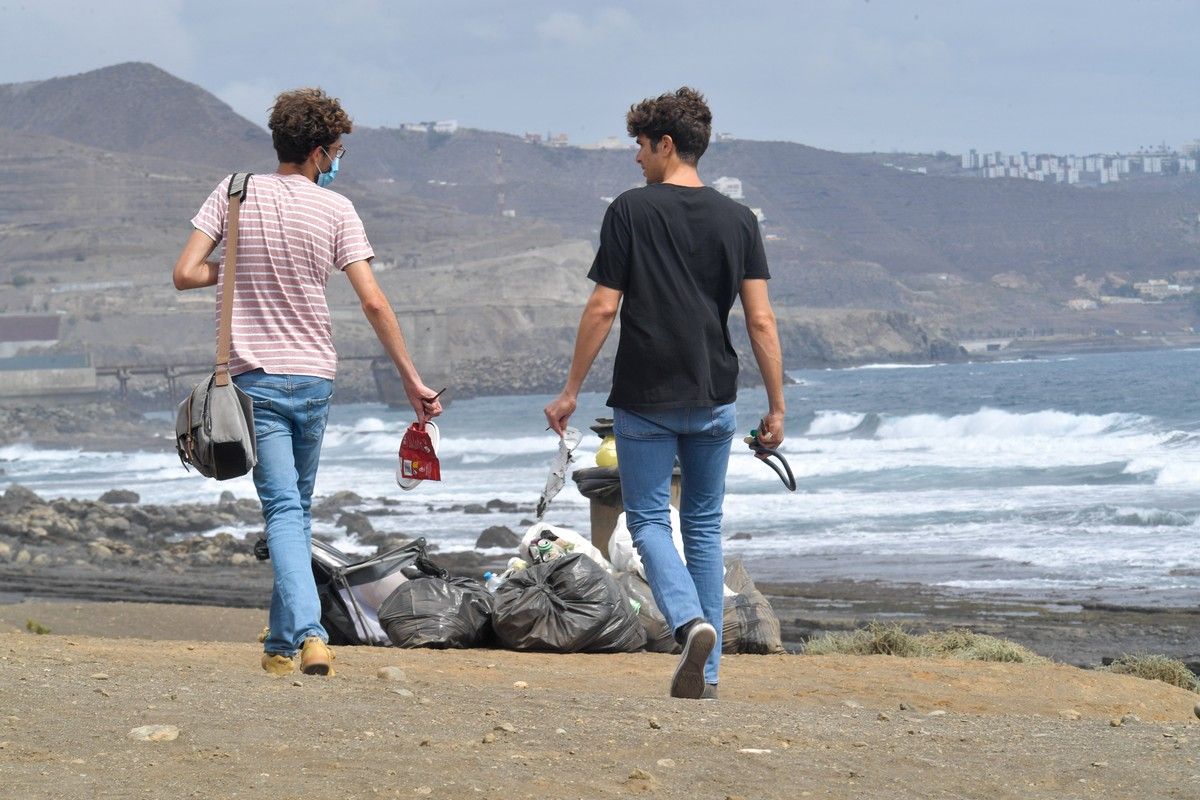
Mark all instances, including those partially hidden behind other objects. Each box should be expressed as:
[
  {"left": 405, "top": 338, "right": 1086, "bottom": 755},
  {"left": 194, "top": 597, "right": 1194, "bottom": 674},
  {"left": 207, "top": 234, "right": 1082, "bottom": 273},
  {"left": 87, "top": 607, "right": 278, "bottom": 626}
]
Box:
[
  {"left": 545, "top": 87, "right": 786, "bottom": 699},
  {"left": 173, "top": 88, "right": 443, "bottom": 677}
]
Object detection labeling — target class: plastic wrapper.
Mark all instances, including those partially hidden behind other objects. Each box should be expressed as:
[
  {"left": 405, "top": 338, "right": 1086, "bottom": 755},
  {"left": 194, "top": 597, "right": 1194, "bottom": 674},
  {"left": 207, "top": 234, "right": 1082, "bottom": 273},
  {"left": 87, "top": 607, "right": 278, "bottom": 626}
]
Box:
[{"left": 721, "top": 558, "right": 786, "bottom": 654}]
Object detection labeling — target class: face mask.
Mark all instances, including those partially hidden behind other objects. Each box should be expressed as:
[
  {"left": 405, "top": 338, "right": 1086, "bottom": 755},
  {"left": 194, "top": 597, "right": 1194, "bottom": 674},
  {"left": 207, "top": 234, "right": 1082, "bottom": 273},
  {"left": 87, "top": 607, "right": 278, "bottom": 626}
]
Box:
[{"left": 317, "top": 149, "right": 339, "bottom": 188}]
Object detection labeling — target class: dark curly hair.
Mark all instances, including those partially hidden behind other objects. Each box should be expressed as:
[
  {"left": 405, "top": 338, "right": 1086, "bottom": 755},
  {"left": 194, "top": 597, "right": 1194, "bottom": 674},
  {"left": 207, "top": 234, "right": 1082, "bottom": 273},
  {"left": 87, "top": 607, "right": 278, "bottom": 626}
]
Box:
[
  {"left": 268, "top": 88, "right": 353, "bottom": 164},
  {"left": 626, "top": 87, "right": 712, "bottom": 164}
]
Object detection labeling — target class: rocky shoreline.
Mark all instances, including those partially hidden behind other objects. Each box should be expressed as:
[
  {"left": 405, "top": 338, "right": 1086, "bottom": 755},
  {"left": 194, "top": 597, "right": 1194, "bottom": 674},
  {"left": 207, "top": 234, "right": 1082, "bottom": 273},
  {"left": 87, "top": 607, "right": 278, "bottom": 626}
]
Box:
[{"left": 2, "top": 483, "right": 1198, "bottom": 673}]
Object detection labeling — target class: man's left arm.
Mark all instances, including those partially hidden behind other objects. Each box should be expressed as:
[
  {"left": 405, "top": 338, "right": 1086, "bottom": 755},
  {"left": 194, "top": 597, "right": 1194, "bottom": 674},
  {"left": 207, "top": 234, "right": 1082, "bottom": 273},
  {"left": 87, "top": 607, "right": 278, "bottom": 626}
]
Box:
[
  {"left": 543, "top": 285, "right": 622, "bottom": 435},
  {"left": 172, "top": 230, "right": 220, "bottom": 290},
  {"left": 345, "top": 260, "right": 443, "bottom": 423}
]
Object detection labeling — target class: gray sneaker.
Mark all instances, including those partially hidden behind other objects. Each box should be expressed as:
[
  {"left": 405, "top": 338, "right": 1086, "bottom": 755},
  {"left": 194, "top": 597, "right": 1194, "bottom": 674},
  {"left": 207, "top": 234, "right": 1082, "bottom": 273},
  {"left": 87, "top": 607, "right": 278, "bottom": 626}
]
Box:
[{"left": 670, "top": 621, "right": 716, "bottom": 699}]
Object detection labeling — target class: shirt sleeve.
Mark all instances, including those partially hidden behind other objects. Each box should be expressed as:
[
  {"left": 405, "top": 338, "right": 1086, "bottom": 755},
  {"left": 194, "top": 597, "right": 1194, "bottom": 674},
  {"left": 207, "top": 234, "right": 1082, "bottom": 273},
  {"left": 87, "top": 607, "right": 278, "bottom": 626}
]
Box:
[
  {"left": 587, "top": 200, "right": 632, "bottom": 291},
  {"left": 190, "top": 176, "right": 231, "bottom": 243},
  {"left": 334, "top": 200, "right": 375, "bottom": 271},
  {"left": 744, "top": 216, "right": 770, "bottom": 280}
]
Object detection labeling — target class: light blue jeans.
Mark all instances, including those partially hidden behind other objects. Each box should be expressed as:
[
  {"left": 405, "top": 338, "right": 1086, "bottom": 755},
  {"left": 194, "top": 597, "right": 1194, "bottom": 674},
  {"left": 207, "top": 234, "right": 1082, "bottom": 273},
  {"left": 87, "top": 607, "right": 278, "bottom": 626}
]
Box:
[
  {"left": 614, "top": 403, "right": 736, "bottom": 684},
  {"left": 233, "top": 369, "right": 333, "bottom": 656}
]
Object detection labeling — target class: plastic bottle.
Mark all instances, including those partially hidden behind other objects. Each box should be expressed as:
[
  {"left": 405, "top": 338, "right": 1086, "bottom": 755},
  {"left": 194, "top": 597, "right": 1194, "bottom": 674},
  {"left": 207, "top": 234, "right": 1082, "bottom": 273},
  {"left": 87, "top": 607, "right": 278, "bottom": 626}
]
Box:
[{"left": 483, "top": 571, "right": 505, "bottom": 593}]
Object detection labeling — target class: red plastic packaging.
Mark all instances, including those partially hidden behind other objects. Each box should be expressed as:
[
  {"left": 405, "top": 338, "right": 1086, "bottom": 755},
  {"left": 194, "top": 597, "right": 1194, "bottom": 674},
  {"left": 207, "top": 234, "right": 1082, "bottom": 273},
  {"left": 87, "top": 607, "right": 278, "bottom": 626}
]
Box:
[{"left": 399, "top": 422, "right": 441, "bottom": 482}]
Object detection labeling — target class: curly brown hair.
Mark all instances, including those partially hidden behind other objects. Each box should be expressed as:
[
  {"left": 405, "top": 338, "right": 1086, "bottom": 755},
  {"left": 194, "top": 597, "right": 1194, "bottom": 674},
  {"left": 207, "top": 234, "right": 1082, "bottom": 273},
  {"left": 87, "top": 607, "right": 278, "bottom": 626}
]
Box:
[
  {"left": 626, "top": 87, "right": 712, "bottom": 164},
  {"left": 268, "top": 88, "right": 353, "bottom": 164}
]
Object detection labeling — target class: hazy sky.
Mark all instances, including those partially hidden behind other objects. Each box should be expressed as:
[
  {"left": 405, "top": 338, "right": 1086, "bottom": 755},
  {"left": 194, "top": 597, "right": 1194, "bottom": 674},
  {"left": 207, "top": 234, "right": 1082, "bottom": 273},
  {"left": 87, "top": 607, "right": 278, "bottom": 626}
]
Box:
[{"left": 4, "top": 0, "right": 1198, "bottom": 154}]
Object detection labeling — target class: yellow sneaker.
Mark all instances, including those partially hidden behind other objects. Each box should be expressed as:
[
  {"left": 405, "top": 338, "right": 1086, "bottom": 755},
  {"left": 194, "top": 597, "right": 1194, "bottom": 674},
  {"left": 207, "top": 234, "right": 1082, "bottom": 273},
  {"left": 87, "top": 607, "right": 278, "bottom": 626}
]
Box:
[
  {"left": 261, "top": 652, "right": 295, "bottom": 676},
  {"left": 300, "top": 636, "right": 335, "bottom": 676}
]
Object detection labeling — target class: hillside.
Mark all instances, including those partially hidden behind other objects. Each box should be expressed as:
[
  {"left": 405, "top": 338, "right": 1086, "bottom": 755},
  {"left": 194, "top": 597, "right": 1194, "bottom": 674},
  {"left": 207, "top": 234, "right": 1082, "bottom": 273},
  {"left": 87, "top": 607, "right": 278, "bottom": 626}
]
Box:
[
  {"left": 2, "top": 62, "right": 1198, "bottom": 400},
  {"left": 0, "top": 63, "right": 272, "bottom": 169}
]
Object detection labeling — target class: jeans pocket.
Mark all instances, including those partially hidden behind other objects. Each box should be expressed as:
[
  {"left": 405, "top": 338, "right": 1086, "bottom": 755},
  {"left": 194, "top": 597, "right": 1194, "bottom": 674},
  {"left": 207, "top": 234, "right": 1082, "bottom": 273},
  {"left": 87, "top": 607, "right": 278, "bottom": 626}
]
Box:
[
  {"left": 614, "top": 408, "right": 668, "bottom": 441},
  {"left": 709, "top": 403, "right": 737, "bottom": 438},
  {"left": 249, "top": 398, "right": 286, "bottom": 436},
  {"left": 304, "top": 394, "right": 332, "bottom": 442}
]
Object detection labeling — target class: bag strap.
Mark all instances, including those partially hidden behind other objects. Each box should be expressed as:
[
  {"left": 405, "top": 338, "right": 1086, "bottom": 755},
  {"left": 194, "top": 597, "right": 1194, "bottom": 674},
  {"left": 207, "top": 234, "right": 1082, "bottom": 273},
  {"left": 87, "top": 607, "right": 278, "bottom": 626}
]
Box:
[{"left": 215, "top": 173, "right": 252, "bottom": 387}]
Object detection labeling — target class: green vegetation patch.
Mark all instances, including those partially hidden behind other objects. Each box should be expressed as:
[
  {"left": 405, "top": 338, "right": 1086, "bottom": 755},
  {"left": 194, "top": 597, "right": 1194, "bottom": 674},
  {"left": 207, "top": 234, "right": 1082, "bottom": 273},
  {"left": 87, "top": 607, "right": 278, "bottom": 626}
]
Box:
[
  {"left": 1104, "top": 653, "right": 1199, "bottom": 693},
  {"left": 25, "top": 619, "right": 51, "bottom": 635},
  {"left": 803, "top": 621, "right": 1046, "bottom": 664}
]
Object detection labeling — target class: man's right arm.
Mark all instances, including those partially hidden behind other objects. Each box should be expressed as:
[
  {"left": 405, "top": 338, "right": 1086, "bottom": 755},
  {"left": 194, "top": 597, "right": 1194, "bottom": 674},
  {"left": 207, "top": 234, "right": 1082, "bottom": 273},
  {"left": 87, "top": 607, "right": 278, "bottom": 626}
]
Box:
[
  {"left": 740, "top": 278, "right": 786, "bottom": 446},
  {"left": 172, "top": 230, "right": 219, "bottom": 290}
]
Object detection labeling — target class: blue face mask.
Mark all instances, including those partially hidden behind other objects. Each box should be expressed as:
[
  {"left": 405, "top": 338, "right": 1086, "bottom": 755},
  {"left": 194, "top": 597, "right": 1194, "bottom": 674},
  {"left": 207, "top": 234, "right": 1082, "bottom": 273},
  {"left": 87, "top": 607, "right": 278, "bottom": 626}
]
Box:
[{"left": 317, "top": 150, "right": 339, "bottom": 188}]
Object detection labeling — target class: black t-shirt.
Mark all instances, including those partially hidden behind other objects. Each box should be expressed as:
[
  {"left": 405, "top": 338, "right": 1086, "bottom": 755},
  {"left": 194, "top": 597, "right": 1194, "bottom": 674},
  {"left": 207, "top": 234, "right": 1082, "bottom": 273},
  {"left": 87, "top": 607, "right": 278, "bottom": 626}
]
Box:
[{"left": 588, "top": 183, "right": 770, "bottom": 410}]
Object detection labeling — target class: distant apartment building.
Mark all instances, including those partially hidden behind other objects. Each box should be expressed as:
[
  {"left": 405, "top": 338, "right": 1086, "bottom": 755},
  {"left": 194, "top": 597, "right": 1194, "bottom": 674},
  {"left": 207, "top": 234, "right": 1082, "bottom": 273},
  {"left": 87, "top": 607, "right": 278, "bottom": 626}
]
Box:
[
  {"left": 433, "top": 120, "right": 459, "bottom": 134},
  {"left": 584, "top": 136, "right": 630, "bottom": 150},
  {"left": 712, "top": 176, "right": 744, "bottom": 199},
  {"left": 1133, "top": 279, "right": 1194, "bottom": 300},
  {"left": 958, "top": 143, "right": 1199, "bottom": 186}
]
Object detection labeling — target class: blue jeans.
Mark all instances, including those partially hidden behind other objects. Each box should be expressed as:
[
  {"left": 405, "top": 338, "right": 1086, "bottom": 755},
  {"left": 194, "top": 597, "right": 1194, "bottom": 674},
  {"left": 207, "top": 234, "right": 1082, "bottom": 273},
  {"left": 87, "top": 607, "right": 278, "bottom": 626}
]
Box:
[
  {"left": 233, "top": 370, "right": 334, "bottom": 656},
  {"left": 614, "top": 403, "right": 736, "bottom": 684}
]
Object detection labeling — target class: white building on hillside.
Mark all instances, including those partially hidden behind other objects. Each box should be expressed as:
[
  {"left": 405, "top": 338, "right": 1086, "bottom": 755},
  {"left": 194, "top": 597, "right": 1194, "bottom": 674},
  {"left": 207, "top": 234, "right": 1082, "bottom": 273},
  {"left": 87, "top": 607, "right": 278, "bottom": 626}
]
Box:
[{"left": 712, "top": 176, "right": 744, "bottom": 199}]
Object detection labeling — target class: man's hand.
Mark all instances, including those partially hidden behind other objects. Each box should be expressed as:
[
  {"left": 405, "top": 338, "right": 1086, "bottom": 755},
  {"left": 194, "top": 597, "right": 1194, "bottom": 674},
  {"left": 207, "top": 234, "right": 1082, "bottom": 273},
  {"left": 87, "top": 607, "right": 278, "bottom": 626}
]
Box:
[
  {"left": 544, "top": 392, "right": 577, "bottom": 436},
  {"left": 406, "top": 381, "right": 443, "bottom": 424},
  {"left": 756, "top": 411, "right": 785, "bottom": 451}
]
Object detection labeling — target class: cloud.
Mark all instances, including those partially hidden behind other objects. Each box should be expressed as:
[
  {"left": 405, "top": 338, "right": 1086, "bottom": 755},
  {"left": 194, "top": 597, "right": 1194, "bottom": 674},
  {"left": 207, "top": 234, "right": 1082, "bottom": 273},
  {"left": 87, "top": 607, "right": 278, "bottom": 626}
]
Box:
[{"left": 535, "top": 8, "right": 638, "bottom": 47}]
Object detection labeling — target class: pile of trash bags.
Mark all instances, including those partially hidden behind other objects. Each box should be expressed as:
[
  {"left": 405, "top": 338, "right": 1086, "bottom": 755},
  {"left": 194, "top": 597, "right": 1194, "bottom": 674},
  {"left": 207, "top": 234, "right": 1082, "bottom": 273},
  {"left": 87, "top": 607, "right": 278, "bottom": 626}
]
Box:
[{"left": 309, "top": 517, "right": 784, "bottom": 655}]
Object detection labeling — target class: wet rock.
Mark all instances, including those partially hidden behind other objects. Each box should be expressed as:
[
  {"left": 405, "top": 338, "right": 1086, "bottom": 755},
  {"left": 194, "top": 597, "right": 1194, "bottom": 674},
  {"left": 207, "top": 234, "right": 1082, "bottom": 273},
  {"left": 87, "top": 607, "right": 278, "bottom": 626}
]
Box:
[
  {"left": 463, "top": 504, "right": 490, "bottom": 515},
  {"left": 729, "top": 532, "right": 753, "bottom": 541},
  {"left": 31, "top": 553, "right": 51, "bottom": 567},
  {"left": 336, "top": 512, "right": 375, "bottom": 538},
  {"left": 89, "top": 542, "right": 113, "bottom": 560},
  {"left": 218, "top": 490, "right": 236, "bottom": 504},
  {"left": 312, "top": 491, "right": 363, "bottom": 519},
  {"left": 98, "top": 489, "right": 140, "bottom": 505},
  {"left": 0, "top": 485, "right": 44, "bottom": 514},
  {"left": 127, "top": 725, "right": 179, "bottom": 742},
  {"left": 486, "top": 499, "right": 520, "bottom": 513},
  {"left": 475, "top": 525, "right": 519, "bottom": 549}
]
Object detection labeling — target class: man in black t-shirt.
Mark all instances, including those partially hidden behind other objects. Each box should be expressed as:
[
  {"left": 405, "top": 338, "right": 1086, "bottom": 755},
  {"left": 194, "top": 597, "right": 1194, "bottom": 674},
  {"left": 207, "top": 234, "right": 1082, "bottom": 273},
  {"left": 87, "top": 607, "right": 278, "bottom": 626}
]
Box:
[{"left": 545, "top": 88, "right": 786, "bottom": 699}]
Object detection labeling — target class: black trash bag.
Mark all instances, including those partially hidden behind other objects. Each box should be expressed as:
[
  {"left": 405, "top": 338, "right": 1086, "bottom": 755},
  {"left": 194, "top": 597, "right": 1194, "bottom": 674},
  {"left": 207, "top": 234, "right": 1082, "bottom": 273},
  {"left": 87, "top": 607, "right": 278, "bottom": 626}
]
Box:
[
  {"left": 614, "top": 571, "right": 679, "bottom": 654},
  {"left": 493, "top": 553, "right": 645, "bottom": 653},
  {"left": 721, "top": 558, "right": 785, "bottom": 655},
  {"left": 571, "top": 466, "right": 622, "bottom": 505},
  {"left": 307, "top": 537, "right": 433, "bottom": 646},
  {"left": 378, "top": 559, "right": 494, "bottom": 649}
]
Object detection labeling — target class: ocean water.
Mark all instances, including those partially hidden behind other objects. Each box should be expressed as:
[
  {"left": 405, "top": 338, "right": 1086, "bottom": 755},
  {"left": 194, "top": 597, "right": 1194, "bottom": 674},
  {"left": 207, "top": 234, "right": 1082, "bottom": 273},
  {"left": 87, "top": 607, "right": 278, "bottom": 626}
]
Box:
[{"left": 3, "top": 348, "right": 1199, "bottom": 607}]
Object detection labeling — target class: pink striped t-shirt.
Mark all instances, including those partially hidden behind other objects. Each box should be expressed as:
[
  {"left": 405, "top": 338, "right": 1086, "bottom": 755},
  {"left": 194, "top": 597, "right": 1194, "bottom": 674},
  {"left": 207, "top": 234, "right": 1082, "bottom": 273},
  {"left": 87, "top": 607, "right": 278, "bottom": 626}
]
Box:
[{"left": 191, "top": 173, "right": 374, "bottom": 379}]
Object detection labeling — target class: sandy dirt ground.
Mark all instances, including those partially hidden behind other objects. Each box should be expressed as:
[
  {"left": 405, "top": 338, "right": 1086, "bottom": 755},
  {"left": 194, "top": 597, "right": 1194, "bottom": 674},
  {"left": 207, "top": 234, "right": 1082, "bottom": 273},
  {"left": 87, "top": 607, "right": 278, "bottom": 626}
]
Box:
[{"left": 1, "top": 600, "right": 1197, "bottom": 800}]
